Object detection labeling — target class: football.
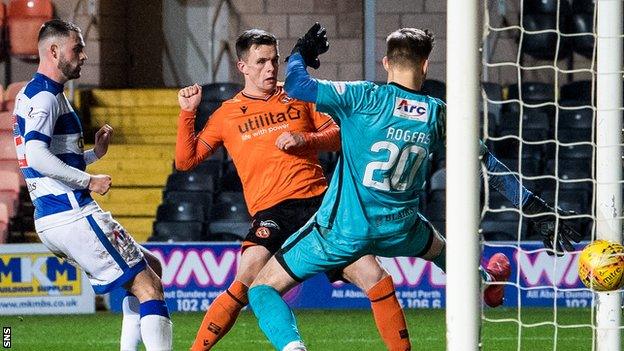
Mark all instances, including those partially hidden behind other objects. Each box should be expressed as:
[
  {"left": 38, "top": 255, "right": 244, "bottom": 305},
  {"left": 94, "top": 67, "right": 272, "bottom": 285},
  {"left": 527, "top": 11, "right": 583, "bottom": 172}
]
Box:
[{"left": 578, "top": 240, "right": 624, "bottom": 291}]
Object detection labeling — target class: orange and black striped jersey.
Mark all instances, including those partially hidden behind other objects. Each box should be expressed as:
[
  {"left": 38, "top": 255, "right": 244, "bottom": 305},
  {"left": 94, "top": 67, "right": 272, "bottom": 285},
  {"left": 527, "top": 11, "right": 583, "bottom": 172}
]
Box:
[{"left": 176, "top": 84, "right": 339, "bottom": 216}]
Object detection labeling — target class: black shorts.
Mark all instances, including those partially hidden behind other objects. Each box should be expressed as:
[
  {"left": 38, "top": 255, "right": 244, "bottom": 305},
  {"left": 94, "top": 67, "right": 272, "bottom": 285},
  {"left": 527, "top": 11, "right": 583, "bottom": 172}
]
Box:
[{"left": 243, "top": 195, "right": 323, "bottom": 254}]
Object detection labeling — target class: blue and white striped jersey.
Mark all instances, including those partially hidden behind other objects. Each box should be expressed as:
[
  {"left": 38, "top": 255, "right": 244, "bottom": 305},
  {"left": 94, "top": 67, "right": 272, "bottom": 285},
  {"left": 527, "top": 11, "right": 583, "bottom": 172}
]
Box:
[{"left": 13, "top": 73, "right": 97, "bottom": 231}]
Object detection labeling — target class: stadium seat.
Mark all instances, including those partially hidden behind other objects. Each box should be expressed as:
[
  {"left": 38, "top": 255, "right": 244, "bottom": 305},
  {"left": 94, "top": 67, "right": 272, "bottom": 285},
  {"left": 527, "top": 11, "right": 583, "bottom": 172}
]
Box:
[
  {"left": 210, "top": 191, "right": 249, "bottom": 221},
  {"left": 558, "top": 105, "right": 593, "bottom": 130},
  {"left": 507, "top": 82, "right": 555, "bottom": 104},
  {"left": 0, "top": 170, "right": 19, "bottom": 217},
  {"left": 156, "top": 202, "right": 205, "bottom": 222},
  {"left": 0, "top": 111, "right": 12, "bottom": 130},
  {"left": 195, "top": 83, "right": 243, "bottom": 131},
  {"left": 7, "top": 0, "right": 53, "bottom": 59},
  {"left": 150, "top": 221, "right": 204, "bottom": 242},
  {"left": 208, "top": 191, "right": 250, "bottom": 239},
  {"left": 572, "top": 0, "right": 594, "bottom": 13},
  {"left": 3, "top": 80, "right": 26, "bottom": 112},
  {"left": 545, "top": 158, "right": 592, "bottom": 179},
  {"left": 219, "top": 160, "right": 243, "bottom": 192},
  {"left": 556, "top": 128, "right": 592, "bottom": 144},
  {"left": 522, "top": 0, "right": 571, "bottom": 15},
  {"left": 163, "top": 190, "right": 213, "bottom": 208},
  {"left": 570, "top": 13, "right": 594, "bottom": 58},
  {"left": 481, "top": 82, "right": 504, "bottom": 122},
  {"left": 174, "top": 157, "right": 223, "bottom": 179},
  {"left": 496, "top": 110, "right": 552, "bottom": 137},
  {"left": 497, "top": 156, "right": 542, "bottom": 178},
  {"left": 0, "top": 203, "right": 7, "bottom": 243},
  {"left": 558, "top": 143, "right": 593, "bottom": 160},
  {"left": 165, "top": 171, "right": 215, "bottom": 193},
  {"left": 421, "top": 79, "right": 446, "bottom": 101},
  {"left": 520, "top": 14, "right": 572, "bottom": 60},
  {"left": 560, "top": 81, "right": 592, "bottom": 105}
]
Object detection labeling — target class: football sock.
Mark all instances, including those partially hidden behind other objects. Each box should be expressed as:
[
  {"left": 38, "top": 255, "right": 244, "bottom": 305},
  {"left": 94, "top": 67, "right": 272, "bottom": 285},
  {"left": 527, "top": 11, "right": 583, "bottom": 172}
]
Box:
[
  {"left": 191, "top": 280, "right": 248, "bottom": 351},
  {"left": 139, "top": 299, "right": 173, "bottom": 351},
  {"left": 367, "top": 276, "right": 411, "bottom": 351},
  {"left": 120, "top": 292, "right": 142, "bottom": 351},
  {"left": 249, "top": 285, "right": 302, "bottom": 350}
]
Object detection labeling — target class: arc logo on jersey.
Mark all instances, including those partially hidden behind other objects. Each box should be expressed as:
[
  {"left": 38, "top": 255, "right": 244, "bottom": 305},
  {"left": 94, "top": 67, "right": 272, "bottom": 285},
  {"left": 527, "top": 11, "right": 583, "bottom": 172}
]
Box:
[{"left": 393, "top": 98, "right": 428, "bottom": 122}]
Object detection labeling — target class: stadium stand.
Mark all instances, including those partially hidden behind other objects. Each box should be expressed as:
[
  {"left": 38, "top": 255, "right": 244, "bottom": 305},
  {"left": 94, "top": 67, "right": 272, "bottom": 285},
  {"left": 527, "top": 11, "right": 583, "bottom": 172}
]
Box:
[
  {"left": 7, "top": 0, "right": 53, "bottom": 59},
  {"left": 194, "top": 82, "right": 242, "bottom": 131},
  {"left": 86, "top": 88, "right": 179, "bottom": 242},
  {"left": 207, "top": 191, "right": 250, "bottom": 241},
  {"left": 3, "top": 80, "right": 25, "bottom": 112}
]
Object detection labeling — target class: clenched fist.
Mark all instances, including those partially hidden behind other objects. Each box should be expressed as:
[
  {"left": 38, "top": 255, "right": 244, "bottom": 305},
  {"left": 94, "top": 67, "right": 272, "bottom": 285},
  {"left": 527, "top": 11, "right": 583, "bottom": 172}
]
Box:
[{"left": 178, "top": 84, "right": 202, "bottom": 112}]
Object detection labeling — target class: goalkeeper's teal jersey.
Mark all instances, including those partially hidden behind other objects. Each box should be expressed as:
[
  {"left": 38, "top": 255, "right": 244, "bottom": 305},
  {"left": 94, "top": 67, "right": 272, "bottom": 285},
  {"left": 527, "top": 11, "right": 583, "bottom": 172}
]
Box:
[{"left": 314, "top": 81, "right": 445, "bottom": 238}]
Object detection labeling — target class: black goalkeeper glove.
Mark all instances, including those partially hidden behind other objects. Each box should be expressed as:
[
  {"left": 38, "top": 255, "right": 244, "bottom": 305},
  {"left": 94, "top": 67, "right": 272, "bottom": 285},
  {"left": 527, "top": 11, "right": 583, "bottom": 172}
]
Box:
[
  {"left": 287, "top": 22, "right": 329, "bottom": 69},
  {"left": 523, "top": 195, "right": 582, "bottom": 256}
]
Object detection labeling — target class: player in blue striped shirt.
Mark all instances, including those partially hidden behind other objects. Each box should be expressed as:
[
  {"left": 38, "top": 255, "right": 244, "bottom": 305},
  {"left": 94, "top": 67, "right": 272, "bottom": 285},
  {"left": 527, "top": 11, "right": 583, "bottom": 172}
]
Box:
[{"left": 13, "top": 19, "right": 172, "bottom": 351}]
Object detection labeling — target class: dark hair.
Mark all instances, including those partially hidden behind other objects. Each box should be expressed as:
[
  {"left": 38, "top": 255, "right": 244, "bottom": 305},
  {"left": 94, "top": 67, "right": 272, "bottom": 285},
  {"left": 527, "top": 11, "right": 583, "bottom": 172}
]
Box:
[
  {"left": 386, "top": 28, "right": 435, "bottom": 67},
  {"left": 38, "top": 19, "right": 81, "bottom": 43},
  {"left": 235, "top": 29, "right": 277, "bottom": 60}
]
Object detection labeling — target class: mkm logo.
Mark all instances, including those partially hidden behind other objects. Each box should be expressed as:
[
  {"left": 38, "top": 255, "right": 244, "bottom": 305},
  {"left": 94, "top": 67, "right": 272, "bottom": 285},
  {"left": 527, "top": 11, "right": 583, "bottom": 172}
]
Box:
[{"left": 0, "top": 253, "right": 81, "bottom": 297}]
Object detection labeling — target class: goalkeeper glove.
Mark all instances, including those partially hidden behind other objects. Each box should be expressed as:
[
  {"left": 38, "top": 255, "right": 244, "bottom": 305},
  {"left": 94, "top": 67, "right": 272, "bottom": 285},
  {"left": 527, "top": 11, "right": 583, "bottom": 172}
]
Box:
[
  {"left": 287, "top": 22, "right": 329, "bottom": 69},
  {"left": 523, "top": 195, "right": 582, "bottom": 255}
]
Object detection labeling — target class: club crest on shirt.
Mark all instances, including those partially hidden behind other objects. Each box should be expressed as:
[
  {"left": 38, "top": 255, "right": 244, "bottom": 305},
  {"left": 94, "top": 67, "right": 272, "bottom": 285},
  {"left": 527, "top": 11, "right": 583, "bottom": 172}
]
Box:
[
  {"left": 393, "top": 97, "right": 428, "bottom": 122},
  {"left": 255, "top": 227, "right": 271, "bottom": 238}
]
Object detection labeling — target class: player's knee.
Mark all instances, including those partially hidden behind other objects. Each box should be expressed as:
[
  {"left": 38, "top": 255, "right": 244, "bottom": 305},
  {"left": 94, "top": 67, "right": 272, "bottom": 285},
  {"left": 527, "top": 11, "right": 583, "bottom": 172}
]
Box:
[
  {"left": 345, "top": 263, "right": 389, "bottom": 291},
  {"left": 129, "top": 268, "right": 165, "bottom": 302}
]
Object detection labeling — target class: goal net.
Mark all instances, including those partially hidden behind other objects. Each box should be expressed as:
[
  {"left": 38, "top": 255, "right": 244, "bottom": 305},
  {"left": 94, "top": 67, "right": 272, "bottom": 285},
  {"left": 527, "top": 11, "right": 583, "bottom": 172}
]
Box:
[{"left": 448, "top": 0, "right": 623, "bottom": 350}]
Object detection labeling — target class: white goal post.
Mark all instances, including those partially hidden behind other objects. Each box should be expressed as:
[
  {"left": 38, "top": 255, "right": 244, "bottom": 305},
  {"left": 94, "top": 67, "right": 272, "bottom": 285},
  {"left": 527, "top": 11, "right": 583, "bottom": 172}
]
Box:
[
  {"left": 446, "top": 0, "right": 623, "bottom": 350},
  {"left": 446, "top": 0, "right": 481, "bottom": 350}
]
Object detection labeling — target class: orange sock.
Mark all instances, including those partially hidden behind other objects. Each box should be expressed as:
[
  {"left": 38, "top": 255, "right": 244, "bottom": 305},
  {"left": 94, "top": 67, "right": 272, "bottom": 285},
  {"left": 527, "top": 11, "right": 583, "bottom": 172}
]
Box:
[
  {"left": 367, "top": 276, "right": 411, "bottom": 351},
  {"left": 191, "top": 280, "right": 249, "bottom": 351}
]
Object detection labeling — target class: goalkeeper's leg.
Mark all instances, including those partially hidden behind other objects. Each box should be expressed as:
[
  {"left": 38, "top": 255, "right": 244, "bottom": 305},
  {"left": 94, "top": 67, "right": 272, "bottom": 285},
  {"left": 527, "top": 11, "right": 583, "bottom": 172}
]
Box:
[
  {"left": 191, "top": 245, "right": 271, "bottom": 351},
  {"left": 421, "top": 228, "right": 511, "bottom": 307}
]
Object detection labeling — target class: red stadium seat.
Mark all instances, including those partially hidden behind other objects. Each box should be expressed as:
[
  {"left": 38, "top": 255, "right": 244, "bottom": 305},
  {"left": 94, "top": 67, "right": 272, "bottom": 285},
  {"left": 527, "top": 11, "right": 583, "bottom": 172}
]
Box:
[
  {"left": 0, "top": 129, "right": 16, "bottom": 160},
  {"left": 7, "top": 0, "right": 53, "bottom": 59},
  {"left": 0, "top": 111, "right": 13, "bottom": 130},
  {"left": 0, "top": 170, "right": 19, "bottom": 217},
  {"left": 4, "top": 80, "right": 26, "bottom": 112},
  {"left": 0, "top": 202, "right": 8, "bottom": 243}
]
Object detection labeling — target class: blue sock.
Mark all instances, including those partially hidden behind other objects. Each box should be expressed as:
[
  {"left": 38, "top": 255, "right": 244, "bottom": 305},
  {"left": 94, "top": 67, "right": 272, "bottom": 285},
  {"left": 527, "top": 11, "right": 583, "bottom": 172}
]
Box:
[{"left": 249, "top": 285, "right": 302, "bottom": 350}]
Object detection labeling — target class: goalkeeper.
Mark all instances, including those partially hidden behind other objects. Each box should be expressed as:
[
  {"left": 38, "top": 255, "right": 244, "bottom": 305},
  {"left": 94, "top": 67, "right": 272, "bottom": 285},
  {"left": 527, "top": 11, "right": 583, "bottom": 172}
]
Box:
[{"left": 247, "top": 24, "right": 582, "bottom": 351}]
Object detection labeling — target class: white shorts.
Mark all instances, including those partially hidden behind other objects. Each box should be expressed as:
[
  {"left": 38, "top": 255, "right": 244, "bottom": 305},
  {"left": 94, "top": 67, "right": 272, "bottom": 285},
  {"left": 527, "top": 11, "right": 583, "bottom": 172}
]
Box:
[{"left": 37, "top": 209, "right": 146, "bottom": 294}]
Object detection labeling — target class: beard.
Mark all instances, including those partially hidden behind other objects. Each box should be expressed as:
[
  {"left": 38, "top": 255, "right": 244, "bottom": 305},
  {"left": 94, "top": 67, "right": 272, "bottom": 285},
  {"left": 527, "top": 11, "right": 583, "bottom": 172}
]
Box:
[{"left": 58, "top": 56, "right": 81, "bottom": 80}]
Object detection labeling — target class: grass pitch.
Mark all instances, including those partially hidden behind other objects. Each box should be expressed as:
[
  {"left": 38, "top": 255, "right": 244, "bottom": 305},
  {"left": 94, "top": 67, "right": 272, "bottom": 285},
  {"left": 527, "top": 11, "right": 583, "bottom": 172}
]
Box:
[{"left": 2, "top": 308, "right": 597, "bottom": 350}]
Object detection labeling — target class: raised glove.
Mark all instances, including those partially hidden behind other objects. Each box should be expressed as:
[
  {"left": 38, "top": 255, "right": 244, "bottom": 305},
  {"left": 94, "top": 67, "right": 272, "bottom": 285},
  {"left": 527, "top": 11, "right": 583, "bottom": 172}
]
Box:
[
  {"left": 523, "top": 195, "right": 582, "bottom": 255},
  {"left": 287, "top": 22, "right": 329, "bottom": 69}
]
